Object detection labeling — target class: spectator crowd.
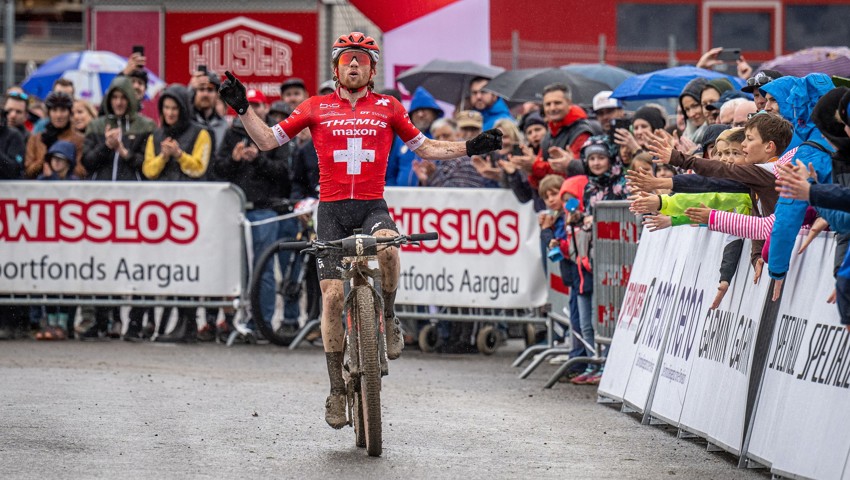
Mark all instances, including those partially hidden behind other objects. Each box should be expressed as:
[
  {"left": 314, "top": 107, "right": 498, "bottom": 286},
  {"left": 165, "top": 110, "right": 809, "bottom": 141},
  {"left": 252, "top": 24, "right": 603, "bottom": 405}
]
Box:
[{"left": 3, "top": 45, "right": 850, "bottom": 389}]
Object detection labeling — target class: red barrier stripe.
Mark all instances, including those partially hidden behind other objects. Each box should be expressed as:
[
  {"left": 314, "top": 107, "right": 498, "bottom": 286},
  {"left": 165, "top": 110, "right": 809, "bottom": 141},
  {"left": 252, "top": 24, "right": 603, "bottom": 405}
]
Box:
[{"left": 549, "top": 273, "right": 571, "bottom": 295}]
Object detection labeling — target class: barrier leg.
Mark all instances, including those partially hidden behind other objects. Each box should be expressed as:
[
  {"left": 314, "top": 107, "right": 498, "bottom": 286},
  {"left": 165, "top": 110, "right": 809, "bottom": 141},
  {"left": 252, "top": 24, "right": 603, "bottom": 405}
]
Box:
[
  {"left": 543, "top": 357, "right": 605, "bottom": 389},
  {"left": 288, "top": 318, "right": 321, "bottom": 350},
  {"left": 512, "top": 345, "right": 551, "bottom": 368},
  {"left": 518, "top": 347, "right": 572, "bottom": 379}
]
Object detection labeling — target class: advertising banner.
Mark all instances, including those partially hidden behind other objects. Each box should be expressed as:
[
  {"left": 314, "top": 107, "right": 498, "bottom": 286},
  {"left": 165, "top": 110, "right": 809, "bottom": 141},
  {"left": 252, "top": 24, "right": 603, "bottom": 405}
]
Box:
[
  {"left": 164, "top": 12, "right": 318, "bottom": 101},
  {"left": 598, "top": 225, "right": 685, "bottom": 405},
  {"left": 646, "top": 229, "right": 727, "bottom": 425},
  {"left": 384, "top": 187, "right": 546, "bottom": 309},
  {"left": 677, "top": 244, "right": 769, "bottom": 454},
  {"left": 0, "top": 182, "right": 243, "bottom": 297},
  {"left": 746, "top": 234, "right": 850, "bottom": 480}
]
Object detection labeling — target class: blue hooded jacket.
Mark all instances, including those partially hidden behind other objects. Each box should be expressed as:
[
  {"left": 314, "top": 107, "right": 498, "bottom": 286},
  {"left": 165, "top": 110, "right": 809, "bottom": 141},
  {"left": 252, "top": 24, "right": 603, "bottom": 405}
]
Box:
[
  {"left": 386, "top": 87, "right": 443, "bottom": 187},
  {"left": 478, "top": 97, "right": 512, "bottom": 131},
  {"left": 761, "top": 73, "right": 835, "bottom": 279}
]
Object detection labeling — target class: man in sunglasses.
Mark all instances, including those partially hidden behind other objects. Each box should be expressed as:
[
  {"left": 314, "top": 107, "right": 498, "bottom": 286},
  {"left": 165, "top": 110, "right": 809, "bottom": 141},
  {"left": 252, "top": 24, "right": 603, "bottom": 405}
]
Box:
[
  {"left": 219, "top": 31, "right": 503, "bottom": 429},
  {"left": 741, "top": 69, "right": 784, "bottom": 111},
  {"left": 4, "top": 91, "right": 30, "bottom": 142}
]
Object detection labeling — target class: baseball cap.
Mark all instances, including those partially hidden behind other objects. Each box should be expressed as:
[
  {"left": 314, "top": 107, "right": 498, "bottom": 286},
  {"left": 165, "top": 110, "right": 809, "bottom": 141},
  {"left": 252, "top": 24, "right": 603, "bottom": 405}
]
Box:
[
  {"left": 246, "top": 89, "right": 267, "bottom": 104},
  {"left": 319, "top": 79, "right": 336, "bottom": 94},
  {"left": 592, "top": 90, "right": 621, "bottom": 111},
  {"left": 280, "top": 77, "right": 306, "bottom": 93},
  {"left": 455, "top": 110, "right": 483, "bottom": 129},
  {"left": 269, "top": 101, "right": 293, "bottom": 117}
]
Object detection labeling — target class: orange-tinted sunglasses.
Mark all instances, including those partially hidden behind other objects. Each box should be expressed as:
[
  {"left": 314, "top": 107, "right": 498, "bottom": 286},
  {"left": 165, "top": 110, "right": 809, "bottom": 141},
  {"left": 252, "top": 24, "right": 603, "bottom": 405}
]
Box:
[{"left": 338, "top": 51, "right": 371, "bottom": 67}]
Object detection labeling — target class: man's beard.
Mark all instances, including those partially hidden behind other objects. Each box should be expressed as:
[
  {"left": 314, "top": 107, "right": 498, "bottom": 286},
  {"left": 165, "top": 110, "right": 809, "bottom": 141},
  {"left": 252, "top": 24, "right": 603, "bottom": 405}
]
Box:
[{"left": 339, "top": 72, "right": 370, "bottom": 91}]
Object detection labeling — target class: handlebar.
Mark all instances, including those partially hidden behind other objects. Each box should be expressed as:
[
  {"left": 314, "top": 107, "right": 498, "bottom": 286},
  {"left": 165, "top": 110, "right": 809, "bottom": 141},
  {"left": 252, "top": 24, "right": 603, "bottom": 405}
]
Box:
[{"left": 275, "top": 232, "right": 439, "bottom": 255}]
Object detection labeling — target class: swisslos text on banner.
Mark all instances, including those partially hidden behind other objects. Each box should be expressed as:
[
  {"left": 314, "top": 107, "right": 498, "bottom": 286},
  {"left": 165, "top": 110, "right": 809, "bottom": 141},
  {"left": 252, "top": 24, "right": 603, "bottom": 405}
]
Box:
[
  {"left": 0, "top": 182, "right": 243, "bottom": 297},
  {"left": 384, "top": 187, "right": 546, "bottom": 309}
]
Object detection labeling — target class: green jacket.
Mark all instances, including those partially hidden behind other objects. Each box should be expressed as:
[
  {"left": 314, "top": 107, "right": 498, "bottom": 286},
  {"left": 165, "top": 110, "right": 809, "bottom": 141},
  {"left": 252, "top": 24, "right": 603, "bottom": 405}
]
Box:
[{"left": 660, "top": 192, "right": 752, "bottom": 226}]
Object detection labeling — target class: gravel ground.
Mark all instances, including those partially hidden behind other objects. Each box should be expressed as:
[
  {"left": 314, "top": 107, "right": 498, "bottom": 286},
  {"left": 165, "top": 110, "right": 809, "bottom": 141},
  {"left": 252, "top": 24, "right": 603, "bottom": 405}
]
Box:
[{"left": 0, "top": 339, "right": 769, "bottom": 479}]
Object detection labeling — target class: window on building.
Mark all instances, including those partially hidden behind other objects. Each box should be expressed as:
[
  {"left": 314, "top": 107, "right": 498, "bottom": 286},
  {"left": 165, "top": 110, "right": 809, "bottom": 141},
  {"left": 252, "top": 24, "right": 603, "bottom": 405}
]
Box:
[
  {"left": 712, "top": 12, "right": 772, "bottom": 52},
  {"left": 785, "top": 5, "right": 850, "bottom": 52},
  {"left": 617, "top": 3, "right": 698, "bottom": 51}
]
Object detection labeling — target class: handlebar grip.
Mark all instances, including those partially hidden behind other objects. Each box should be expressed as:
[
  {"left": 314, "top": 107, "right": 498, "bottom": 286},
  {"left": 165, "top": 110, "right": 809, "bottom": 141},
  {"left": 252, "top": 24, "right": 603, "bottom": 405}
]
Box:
[
  {"left": 277, "top": 241, "right": 311, "bottom": 251},
  {"left": 408, "top": 232, "right": 438, "bottom": 242}
]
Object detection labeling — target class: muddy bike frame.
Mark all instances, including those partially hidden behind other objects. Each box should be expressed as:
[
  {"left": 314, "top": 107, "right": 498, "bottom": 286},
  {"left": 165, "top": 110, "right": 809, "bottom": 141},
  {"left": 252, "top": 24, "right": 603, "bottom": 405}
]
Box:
[{"left": 258, "top": 230, "right": 438, "bottom": 457}]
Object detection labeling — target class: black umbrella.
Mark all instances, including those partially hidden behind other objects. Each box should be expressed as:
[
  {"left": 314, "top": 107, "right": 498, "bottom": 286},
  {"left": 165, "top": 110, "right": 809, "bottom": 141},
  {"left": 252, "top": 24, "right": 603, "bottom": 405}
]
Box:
[
  {"left": 484, "top": 68, "right": 610, "bottom": 106},
  {"left": 396, "top": 59, "right": 505, "bottom": 106}
]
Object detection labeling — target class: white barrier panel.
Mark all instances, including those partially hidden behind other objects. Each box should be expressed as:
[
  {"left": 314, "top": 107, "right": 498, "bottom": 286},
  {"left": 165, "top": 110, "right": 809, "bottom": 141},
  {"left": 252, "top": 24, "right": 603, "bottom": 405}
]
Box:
[
  {"left": 385, "top": 187, "right": 546, "bottom": 309},
  {"left": 646, "top": 229, "right": 727, "bottom": 425},
  {"left": 747, "top": 234, "right": 850, "bottom": 480},
  {"left": 677, "top": 242, "right": 768, "bottom": 454},
  {"left": 599, "top": 225, "right": 688, "bottom": 407},
  {"left": 0, "top": 181, "right": 243, "bottom": 297}
]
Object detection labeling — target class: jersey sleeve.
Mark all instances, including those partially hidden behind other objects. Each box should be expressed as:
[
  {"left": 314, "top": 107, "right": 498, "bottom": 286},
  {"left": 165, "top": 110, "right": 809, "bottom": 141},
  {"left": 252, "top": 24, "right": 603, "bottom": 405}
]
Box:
[
  {"left": 388, "top": 97, "right": 426, "bottom": 151},
  {"left": 272, "top": 99, "right": 314, "bottom": 146}
]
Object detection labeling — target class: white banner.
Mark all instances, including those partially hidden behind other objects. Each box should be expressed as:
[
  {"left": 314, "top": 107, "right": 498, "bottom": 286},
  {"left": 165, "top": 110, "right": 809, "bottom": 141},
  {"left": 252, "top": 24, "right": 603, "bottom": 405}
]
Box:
[
  {"left": 647, "top": 229, "right": 727, "bottom": 425},
  {"left": 385, "top": 187, "right": 546, "bottom": 308},
  {"left": 0, "top": 181, "right": 243, "bottom": 297},
  {"left": 599, "top": 225, "right": 687, "bottom": 406},
  {"left": 676, "top": 240, "right": 769, "bottom": 454},
  {"left": 747, "top": 233, "right": 850, "bottom": 479}
]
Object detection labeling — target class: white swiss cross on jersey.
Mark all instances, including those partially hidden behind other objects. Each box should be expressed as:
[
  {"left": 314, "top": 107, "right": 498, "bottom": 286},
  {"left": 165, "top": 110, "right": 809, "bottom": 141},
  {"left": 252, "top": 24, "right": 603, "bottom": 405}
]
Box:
[{"left": 333, "top": 137, "right": 376, "bottom": 175}]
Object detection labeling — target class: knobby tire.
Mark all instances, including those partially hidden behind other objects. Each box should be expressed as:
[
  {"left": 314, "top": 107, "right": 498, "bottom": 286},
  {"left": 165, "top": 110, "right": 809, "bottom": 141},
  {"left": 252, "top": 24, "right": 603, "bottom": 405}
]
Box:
[{"left": 354, "top": 287, "right": 382, "bottom": 456}]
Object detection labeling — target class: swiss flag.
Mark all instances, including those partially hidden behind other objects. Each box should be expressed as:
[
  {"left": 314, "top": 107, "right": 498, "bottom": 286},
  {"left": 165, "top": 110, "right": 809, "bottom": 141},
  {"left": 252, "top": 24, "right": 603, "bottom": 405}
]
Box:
[{"left": 348, "top": 0, "right": 460, "bottom": 32}]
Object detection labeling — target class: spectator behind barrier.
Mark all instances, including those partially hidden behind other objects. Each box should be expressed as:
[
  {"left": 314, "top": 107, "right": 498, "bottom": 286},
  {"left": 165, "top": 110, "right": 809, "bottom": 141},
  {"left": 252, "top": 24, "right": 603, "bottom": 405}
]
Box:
[{"left": 24, "top": 92, "right": 86, "bottom": 179}]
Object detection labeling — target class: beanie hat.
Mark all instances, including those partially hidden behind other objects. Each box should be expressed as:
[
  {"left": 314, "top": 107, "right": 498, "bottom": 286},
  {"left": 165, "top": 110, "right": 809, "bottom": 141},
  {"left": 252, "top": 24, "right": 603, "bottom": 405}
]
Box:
[
  {"left": 632, "top": 106, "right": 667, "bottom": 131},
  {"left": 520, "top": 111, "right": 545, "bottom": 132},
  {"left": 704, "top": 78, "right": 734, "bottom": 97},
  {"left": 126, "top": 69, "right": 149, "bottom": 87}
]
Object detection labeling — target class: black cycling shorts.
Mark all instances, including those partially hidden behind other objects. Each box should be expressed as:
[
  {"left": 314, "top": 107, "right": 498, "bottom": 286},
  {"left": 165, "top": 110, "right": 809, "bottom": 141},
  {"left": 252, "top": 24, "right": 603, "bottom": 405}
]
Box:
[{"left": 315, "top": 199, "right": 398, "bottom": 280}]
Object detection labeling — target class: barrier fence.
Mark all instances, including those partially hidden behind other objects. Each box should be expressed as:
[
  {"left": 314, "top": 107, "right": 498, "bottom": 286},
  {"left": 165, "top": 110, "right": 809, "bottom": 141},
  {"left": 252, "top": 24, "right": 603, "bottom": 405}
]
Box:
[{"left": 597, "top": 220, "right": 850, "bottom": 480}]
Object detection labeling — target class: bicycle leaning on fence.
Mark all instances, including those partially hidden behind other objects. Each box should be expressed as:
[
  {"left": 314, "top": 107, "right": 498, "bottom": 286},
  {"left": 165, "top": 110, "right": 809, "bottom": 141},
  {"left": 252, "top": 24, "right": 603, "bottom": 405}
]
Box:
[{"left": 250, "top": 229, "right": 438, "bottom": 456}]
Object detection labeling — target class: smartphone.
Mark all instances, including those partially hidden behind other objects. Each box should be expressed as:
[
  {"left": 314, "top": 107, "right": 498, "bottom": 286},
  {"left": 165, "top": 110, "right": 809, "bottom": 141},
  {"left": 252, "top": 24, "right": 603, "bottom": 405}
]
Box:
[
  {"left": 717, "top": 48, "right": 741, "bottom": 62},
  {"left": 611, "top": 118, "right": 631, "bottom": 131},
  {"left": 106, "top": 114, "right": 118, "bottom": 129},
  {"left": 198, "top": 64, "right": 208, "bottom": 74},
  {"left": 132, "top": 45, "right": 144, "bottom": 56},
  {"left": 511, "top": 145, "right": 523, "bottom": 156}
]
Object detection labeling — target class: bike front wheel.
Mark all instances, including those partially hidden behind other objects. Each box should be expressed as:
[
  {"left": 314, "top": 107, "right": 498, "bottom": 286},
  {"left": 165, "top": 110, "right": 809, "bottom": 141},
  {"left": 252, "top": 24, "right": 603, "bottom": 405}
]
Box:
[{"left": 353, "top": 286, "right": 382, "bottom": 457}]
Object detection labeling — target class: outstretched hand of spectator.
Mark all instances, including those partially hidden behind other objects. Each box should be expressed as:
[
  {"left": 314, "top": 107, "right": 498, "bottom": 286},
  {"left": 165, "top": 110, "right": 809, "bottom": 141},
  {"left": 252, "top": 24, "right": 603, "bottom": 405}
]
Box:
[
  {"left": 498, "top": 159, "right": 516, "bottom": 175},
  {"left": 710, "top": 281, "right": 730, "bottom": 310},
  {"left": 646, "top": 136, "right": 673, "bottom": 164},
  {"left": 753, "top": 258, "right": 765, "bottom": 284},
  {"left": 626, "top": 167, "right": 663, "bottom": 194},
  {"left": 776, "top": 160, "right": 815, "bottom": 201},
  {"left": 677, "top": 135, "right": 699, "bottom": 155},
  {"left": 772, "top": 278, "right": 784, "bottom": 302},
  {"left": 684, "top": 203, "right": 711, "bottom": 224},
  {"left": 696, "top": 47, "right": 724, "bottom": 69},
  {"left": 412, "top": 159, "right": 435, "bottom": 185},
  {"left": 547, "top": 146, "right": 574, "bottom": 173},
  {"left": 471, "top": 155, "right": 502, "bottom": 181},
  {"left": 629, "top": 191, "right": 661, "bottom": 214},
  {"left": 613, "top": 128, "right": 640, "bottom": 153},
  {"left": 122, "top": 52, "right": 146, "bottom": 76},
  {"left": 507, "top": 145, "right": 535, "bottom": 173},
  {"left": 799, "top": 217, "right": 829, "bottom": 254},
  {"left": 643, "top": 214, "right": 671, "bottom": 232}
]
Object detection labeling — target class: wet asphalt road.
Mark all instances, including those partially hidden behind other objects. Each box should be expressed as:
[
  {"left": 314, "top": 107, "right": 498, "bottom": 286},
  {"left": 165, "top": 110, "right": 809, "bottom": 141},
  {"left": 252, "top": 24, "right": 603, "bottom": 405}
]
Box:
[{"left": 0, "top": 339, "right": 768, "bottom": 479}]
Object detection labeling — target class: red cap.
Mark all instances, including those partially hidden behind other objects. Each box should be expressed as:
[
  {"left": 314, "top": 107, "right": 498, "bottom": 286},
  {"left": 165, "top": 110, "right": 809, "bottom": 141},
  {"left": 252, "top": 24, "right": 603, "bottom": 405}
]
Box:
[{"left": 246, "top": 89, "right": 267, "bottom": 104}]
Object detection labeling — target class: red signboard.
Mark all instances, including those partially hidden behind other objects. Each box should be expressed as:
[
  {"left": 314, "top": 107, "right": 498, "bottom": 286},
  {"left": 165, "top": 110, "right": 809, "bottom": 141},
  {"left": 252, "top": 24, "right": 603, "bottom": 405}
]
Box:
[{"left": 165, "top": 12, "right": 318, "bottom": 102}]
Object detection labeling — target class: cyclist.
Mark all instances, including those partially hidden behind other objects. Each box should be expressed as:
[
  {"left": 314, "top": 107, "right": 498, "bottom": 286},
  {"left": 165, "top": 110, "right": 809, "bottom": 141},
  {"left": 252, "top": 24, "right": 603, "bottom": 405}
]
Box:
[{"left": 219, "top": 32, "right": 503, "bottom": 429}]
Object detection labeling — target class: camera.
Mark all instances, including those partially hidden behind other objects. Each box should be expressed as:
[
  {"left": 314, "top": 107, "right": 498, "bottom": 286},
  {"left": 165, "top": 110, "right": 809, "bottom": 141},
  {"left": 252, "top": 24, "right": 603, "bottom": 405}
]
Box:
[
  {"left": 198, "top": 64, "right": 208, "bottom": 75},
  {"left": 132, "top": 45, "right": 144, "bottom": 56}
]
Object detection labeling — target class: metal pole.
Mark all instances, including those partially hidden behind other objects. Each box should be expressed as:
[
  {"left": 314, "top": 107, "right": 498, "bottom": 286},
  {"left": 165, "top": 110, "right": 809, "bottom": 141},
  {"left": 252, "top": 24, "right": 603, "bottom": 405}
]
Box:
[
  {"left": 4, "top": 0, "right": 15, "bottom": 91},
  {"left": 598, "top": 33, "right": 606, "bottom": 64},
  {"left": 511, "top": 30, "right": 519, "bottom": 70},
  {"left": 667, "top": 34, "right": 678, "bottom": 68}
]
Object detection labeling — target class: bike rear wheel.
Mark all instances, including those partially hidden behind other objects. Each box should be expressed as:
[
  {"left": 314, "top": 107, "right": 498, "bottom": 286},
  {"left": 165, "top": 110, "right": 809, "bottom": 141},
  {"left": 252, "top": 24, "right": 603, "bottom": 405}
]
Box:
[{"left": 353, "top": 287, "right": 382, "bottom": 457}]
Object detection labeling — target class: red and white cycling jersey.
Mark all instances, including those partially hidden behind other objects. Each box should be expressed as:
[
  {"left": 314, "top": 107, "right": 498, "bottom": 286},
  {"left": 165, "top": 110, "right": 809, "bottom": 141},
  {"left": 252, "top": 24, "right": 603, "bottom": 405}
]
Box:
[{"left": 271, "top": 90, "right": 425, "bottom": 201}]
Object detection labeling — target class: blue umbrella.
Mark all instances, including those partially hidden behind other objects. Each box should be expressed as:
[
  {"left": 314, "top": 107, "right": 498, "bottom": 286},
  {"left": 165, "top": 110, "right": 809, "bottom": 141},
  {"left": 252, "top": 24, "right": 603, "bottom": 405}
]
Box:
[
  {"left": 561, "top": 63, "right": 635, "bottom": 90},
  {"left": 22, "top": 50, "right": 165, "bottom": 104},
  {"left": 610, "top": 66, "right": 746, "bottom": 101}
]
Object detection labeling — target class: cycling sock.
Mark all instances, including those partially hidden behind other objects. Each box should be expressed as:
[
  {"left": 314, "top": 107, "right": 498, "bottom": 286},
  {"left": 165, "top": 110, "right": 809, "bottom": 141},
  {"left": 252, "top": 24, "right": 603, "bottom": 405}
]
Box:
[
  {"left": 326, "top": 352, "right": 346, "bottom": 395},
  {"left": 381, "top": 288, "right": 396, "bottom": 319}
]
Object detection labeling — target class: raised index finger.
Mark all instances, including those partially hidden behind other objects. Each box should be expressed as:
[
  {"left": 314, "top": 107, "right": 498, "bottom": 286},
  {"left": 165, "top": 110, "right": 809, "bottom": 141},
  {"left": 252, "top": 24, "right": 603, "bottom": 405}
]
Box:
[{"left": 225, "top": 70, "right": 236, "bottom": 82}]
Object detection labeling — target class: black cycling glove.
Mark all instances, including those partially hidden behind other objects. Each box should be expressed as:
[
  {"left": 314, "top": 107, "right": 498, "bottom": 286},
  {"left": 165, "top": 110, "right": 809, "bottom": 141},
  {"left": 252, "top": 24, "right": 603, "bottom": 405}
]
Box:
[
  {"left": 466, "top": 128, "right": 503, "bottom": 156},
  {"left": 219, "top": 71, "right": 249, "bottom": 115}
]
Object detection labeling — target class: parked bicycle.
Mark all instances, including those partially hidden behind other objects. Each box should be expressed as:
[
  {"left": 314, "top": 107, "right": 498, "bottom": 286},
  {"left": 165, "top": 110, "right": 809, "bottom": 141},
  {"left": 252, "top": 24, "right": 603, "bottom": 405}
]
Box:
[{"left": 251, "top": 230, "right": 438, "bottom": 456}]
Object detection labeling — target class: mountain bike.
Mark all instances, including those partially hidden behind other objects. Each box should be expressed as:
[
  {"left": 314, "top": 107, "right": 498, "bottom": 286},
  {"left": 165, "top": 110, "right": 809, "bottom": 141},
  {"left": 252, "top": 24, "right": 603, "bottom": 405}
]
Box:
[{"left": 250, "top": 229, "right": 438, "bottom": 456}]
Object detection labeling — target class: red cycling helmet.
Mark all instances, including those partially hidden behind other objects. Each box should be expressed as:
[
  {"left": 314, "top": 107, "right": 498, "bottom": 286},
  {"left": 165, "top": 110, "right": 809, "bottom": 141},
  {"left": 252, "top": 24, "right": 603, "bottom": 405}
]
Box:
[{"left": 331, "top": 32, "right": 380, "bottom": 64}]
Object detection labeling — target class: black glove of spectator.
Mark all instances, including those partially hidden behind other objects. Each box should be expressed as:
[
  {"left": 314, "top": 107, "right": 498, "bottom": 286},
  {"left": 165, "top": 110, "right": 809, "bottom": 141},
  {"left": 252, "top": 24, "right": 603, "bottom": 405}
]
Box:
[
  {"left": 219, "top": 71, "right": 249, "bottom": 115},
  {"left": 466, "top": 128, "right": 503, "bottom": 156}
]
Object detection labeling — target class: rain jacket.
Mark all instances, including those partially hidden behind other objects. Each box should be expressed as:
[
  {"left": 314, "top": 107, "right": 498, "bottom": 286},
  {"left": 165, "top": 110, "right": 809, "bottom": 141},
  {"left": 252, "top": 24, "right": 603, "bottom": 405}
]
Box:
[
  {"left": 556, "top": 175, "right": 593, "bottom": 295},
  {"left": 762, "top": 74, "right": 835, "bottom": 280},
  {"left": 386, "top": 87, "right": 442, "bottom": 187},
  {"left": 477, "top": 97, "right": 512, "bottom": 131},
  {"left": 142, "top": 85, "right": 211, "bottom": 181},
  {"left": 0, "top": 126, "right": 25, "bottom": 179},
  {"left": 83, "top": 77, "right": 156, "bottom": 181}
]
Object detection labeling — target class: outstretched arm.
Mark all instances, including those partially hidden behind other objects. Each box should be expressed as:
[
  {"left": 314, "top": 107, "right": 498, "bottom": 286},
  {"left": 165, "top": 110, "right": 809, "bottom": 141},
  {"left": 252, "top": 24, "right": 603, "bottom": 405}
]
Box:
[
  {"left": 415, "top": 129, "right": 503, "bottom": 161},
  {"left": 219, "top": 71, "right": 282, "bottom": 151}
]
